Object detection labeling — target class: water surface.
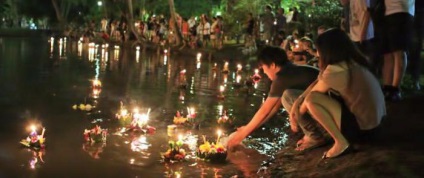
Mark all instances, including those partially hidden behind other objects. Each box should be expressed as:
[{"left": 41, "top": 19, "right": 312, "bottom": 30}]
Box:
[{"left": 0, "top": 37, "right": 289, "bottom": 177}]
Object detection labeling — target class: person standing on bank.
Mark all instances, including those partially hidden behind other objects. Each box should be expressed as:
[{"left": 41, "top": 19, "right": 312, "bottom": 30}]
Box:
[
  {"left": 380, "top": 0, "right": 415, "bottom": 101},
  {"left": 226, "top": 46, "right": 319, "bottom": 149}
]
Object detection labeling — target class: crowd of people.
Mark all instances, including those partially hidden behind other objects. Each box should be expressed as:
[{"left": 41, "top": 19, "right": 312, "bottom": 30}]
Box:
[
  {"left": 78, "top": 13, "right": 225, "bottom": 50},
  {"left": 227, "top": 0, "right": 421, "bottom": 161}
]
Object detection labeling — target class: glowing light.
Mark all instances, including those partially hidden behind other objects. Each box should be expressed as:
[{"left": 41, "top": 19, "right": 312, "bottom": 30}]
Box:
[
  {"left": 97, "top": 1, "right": 102, "bottom": 6},
  {"left": 136, "top": 50, "right": 140, "bottom": 63},
  {"left": 237, "top": 64, "right": 242, "bottom": 71},
  {"left": 219, "top": 85, "right": 225, "bottom": 92},
  {"left": 92, "top": 79, "right": 102, "bottom": 87},
  {"left": 255, "top": 69, "right": 259, "bottom": 75},
  {"left": 196, "top": 53, "right": 202, "bottom": 60},
  {"left": 236, "top": 74, "right": 241, "bottom": 83},
  {"left": 30, "top": 125, "right": 36, "bottom": 134},
  {"left": 120, "top": 109, "right": 128, "bottom": 116}
]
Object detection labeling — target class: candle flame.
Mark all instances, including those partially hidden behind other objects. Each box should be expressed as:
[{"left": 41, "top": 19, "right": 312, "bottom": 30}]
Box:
[
  {"left": 30, "top": 125, "right": 36, "bottom": 133},
  {"left": 255, "top": 69, "right": 259, "bottom": 74},
  {"left": 237, "top": 64, "right": 242, "bottom": 71},
  {"left": 219, "top": 85, "right": 225, "bottom": 92}
]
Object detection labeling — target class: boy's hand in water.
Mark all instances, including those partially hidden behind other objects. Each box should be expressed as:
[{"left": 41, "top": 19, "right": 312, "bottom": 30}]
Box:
[{"left": 226, "top": 126, "right": 246, "bottom": 150}]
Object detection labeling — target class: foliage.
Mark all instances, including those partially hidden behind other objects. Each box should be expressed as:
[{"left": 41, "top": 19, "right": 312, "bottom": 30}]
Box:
[
  {"left": 221, "top": 0, "right": 274, "bottom": 36},
  {"left": 300, "top": 0, "right": 342, "bottom": 33}
]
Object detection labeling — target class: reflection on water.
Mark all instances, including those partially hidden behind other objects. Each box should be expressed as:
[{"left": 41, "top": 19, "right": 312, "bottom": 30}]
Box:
[
  {"left": 0, "top": 37, "right": 290, "bottom": 177},
  {"left": 28, "top": 149, "right": 45, "bottom": 170},
  {"left": 82, "top": 142, "right": 106, "bottom": 159}
]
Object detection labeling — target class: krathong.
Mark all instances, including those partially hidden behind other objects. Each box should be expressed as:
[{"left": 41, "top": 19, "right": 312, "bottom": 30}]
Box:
[
  {"left": 20, "top": 125, "right": 46, "bottom": 150},
  {"left": 83, "top": 125, "right": 107, "bottom": 143},
  {"left": 162, "top": 135, "right": 186, "bottom": 163},
  {"left": 197, "top": 132, "right": 227, "bottom": 163}
]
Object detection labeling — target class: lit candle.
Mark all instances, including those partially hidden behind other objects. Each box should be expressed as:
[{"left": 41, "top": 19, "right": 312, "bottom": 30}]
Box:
[
  {"left": 30, "top": 125, "right": 37, "bottom": 135},
  {"left": 164, "top": 49, "right": 168, "bottom": 54},
  {"left": 120, "top": 109, "right": 128, "bottom": 117},
  {"left": 216, "top": 130, "right": 222, "bottom": 144}
]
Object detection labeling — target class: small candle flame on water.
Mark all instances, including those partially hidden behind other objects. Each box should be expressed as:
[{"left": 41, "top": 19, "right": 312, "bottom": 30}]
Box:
[{"left": 30, "top": 125, "right": 36, "bottom": 134}]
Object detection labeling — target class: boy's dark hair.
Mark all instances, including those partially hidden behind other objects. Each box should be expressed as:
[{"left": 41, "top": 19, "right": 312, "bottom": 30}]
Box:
[{"left": 257, "top": 46, "right": 290, "bottom": 67}]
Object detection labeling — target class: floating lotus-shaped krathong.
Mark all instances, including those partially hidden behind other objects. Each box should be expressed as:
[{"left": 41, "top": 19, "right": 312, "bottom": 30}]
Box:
[
  {"left": 20, "top": 125, "right": 46, "bottom": 150},
  {"left": 197, "top": 132, "right": 227, "bottom": 163},
  {"left": 83, "top": 125, "right": 107, "bottom": 143},
  {"left": 162, "top": 139, "right": 186, "bottom": 163}
]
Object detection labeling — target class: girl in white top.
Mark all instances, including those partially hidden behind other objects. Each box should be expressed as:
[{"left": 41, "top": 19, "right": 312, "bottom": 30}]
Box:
[{"left": 292, "top": 28, "right": 386, "bottom": 159}]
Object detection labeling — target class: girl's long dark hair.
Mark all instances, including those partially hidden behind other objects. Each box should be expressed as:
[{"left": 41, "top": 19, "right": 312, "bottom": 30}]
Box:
[
  {"left": 315, "top": 28, "right": 371, "bottom": 88},
  {"left": 315, "top": 28, "right": 370, "bottom": 71}
]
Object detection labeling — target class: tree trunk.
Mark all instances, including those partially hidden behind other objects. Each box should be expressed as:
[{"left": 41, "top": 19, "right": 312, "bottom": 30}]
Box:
[
  {"left": 51, "top": 0, "right": 65, "bottom": 30},
  {"left": 168, "top": 0, "right": 183, "bottom": 46},
  {"left": 127, "top": 0, "right": 144, "bottom": 44}
]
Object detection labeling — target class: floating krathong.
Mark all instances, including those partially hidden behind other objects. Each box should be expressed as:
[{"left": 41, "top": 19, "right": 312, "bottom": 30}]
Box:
[
  {"left": 83, "top": 125, "right": 107, "bottom": 143},
  {"left": 162, "top": 136, "right": 186, "bottom": 163},
  {"left": 197, "top": 133, "right": 227, "bottom": 163},
  {"left": 118, "top": 107, "right": 156, "bottom": 134},
  {"left": 20, "top": 125, "right": 46, "bottom": 150},
  {"left": 173, "top": 111, "right": 188, "bottom": 124}
]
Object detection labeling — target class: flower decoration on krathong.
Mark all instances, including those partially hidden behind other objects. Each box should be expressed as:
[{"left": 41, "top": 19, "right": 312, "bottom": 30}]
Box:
[
  {"left": 173, "top": 111, "right": 188, "bottom": 124},
  {"left": 20, "top": 125, "right": 46, "bottom": 150},
  {"left": 162, "top": 136, "right": 186, "bottom": 163},
  {"left": 83, "top": 125, "right": 107, "bottom": 143},
  {"left": 197, "top": 131, "right": 227, "bottom": 163}
]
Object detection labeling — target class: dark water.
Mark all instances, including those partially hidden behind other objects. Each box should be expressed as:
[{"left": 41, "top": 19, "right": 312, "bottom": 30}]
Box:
[{"left": 0, "top": 37, "right": 289, "bottom": 177}]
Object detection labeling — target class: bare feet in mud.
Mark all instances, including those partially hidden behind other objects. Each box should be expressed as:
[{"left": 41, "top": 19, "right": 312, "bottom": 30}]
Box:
[{"left": 295, "top": 136, "right": 327, "bottom": 152}]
